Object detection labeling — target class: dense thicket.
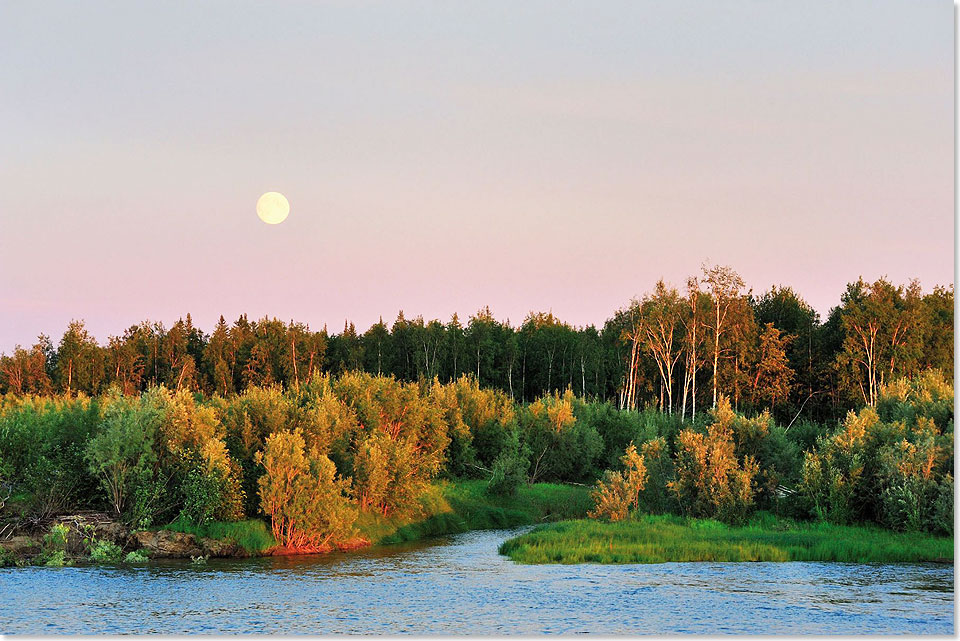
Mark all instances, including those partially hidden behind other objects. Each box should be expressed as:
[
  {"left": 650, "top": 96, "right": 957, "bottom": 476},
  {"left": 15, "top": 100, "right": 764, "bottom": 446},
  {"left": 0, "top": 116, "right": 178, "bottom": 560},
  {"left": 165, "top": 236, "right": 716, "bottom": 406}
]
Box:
[
  {"left": 0, "top": 370, "right": 952, "bottom": 549},
  {"left": 1, "top": 267, "right": 952, "bottom": 424}
]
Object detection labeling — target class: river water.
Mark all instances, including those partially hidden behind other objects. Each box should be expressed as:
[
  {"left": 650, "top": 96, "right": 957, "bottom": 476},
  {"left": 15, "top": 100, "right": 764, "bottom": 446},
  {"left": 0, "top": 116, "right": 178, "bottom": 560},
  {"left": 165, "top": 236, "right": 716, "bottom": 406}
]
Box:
[{"left": 1, "top": 528, "right": 954, "bottom": 634}]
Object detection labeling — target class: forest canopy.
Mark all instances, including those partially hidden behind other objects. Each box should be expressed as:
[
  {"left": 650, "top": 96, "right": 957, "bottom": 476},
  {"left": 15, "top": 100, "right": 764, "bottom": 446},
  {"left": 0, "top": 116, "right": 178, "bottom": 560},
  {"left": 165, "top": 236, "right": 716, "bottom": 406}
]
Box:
[{"left": 1, "top": 266, "right": 951, "bottom": 424}]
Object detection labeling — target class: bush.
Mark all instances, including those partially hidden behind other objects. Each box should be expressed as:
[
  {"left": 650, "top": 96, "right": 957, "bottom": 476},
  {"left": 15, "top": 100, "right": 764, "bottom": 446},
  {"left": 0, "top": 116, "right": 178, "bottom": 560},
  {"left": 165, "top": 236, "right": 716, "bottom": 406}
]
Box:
[
  {"left": 255, "top": 429, "right": 356, "bottom": 548},
  {"left": 799, "top": 378, "right": 953, "bottom": 532},
  {"left": 124, "top": 550, "right": 149, "bottom": 563},
  {"left": 669, "top": 398, "right": 758, "bottom": 524},
  {"left": 0, "top": 396, "right": 101, "bottom": 520},
  {"left": 521, "top": 391, "right": 603, "bottom": 483},
  {"left": 37, "top": 523, "right": 70, "bottom": 566},
  {"left": 179, "top": 465, "right": 234, "bottom": 527},
  {"left": 85, "top": 391, "right": 164, "bottom": 517},
  {"left": 637, "top": 437, "right": 677, "bottom": 514},
  {"left": 336, "top": 373, "right": 450, "bottom": 513},
  {"left": 486, "top": 445, "right": 529, "bottom": 498},
  {"left": 589, "top": 443, "right": 647, "bottom": 521},
  {"left": 932, "top": 474, "right": 954, "bottom": 535},
  {"left": 42, "top": 550, "right": 67, "bottom": 567},
  {"left": 89, "top": 539, "right": 123, "bottom": 562},
  {"left": 574, "top": 401, "right": 652, "bottom": 472},
  {"left": 0, "top": 546, "right": 16, "bottom": 568}
]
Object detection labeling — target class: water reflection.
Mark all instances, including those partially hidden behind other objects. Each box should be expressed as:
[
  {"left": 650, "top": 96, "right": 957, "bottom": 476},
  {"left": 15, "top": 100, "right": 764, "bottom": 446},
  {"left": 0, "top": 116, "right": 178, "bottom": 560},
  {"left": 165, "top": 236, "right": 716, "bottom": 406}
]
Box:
[{"left": 0, "top": 528, "right": 953, "bottom": 634}]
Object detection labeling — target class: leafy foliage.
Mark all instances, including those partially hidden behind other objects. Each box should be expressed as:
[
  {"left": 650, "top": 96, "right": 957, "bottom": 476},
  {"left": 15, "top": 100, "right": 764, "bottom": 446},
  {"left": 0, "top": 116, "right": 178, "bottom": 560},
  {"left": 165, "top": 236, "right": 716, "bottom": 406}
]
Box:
[
  {"left": 255, "top": 429, "right": 356, "bottom": 548},
  {"left": 589, "top": 443, "right": 647, "bottom": 521}
]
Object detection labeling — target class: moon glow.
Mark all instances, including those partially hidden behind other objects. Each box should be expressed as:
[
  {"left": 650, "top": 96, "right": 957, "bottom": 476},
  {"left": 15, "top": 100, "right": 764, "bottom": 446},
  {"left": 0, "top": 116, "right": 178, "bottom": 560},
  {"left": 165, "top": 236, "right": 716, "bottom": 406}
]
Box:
[{"left": 256, "top": 192, "right": 290, "bottom": 224}]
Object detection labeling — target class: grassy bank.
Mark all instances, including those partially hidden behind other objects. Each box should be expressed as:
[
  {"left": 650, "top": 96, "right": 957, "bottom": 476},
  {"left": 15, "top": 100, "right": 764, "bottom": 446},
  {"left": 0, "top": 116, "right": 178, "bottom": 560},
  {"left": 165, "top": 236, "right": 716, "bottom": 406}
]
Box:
[
  {"left": 357, "top": 480, "right": 592, "bottom": 545},
  {"left": 160, "top": 480, "right": 592, "bottom": 555},
  {"left": 498, "top": 513, "right": 954, "bottom": 564},
  {"left": 163, "top": 518, "right": 278, "bottom": 555}
]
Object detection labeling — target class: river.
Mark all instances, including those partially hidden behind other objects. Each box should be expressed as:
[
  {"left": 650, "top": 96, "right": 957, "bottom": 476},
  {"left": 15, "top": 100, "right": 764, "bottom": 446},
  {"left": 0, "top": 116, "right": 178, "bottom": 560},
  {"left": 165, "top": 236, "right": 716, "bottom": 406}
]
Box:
[{"left": 1, "top": 528, "right": 953, "bottom": 634}]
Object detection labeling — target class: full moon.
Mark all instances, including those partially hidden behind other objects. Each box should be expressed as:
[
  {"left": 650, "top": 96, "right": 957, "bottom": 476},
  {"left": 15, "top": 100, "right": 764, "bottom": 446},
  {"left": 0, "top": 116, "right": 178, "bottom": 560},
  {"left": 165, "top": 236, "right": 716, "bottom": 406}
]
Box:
[{"left": 256, "top": 192, "right": 290, "bottom": 224}]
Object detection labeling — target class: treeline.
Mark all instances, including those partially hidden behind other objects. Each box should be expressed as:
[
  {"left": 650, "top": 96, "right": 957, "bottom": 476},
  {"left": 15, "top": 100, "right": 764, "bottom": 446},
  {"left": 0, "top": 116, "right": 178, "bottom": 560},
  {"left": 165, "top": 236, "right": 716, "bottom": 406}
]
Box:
[{"left": 0, "top": 265, "right": 953, "bottom": 423}]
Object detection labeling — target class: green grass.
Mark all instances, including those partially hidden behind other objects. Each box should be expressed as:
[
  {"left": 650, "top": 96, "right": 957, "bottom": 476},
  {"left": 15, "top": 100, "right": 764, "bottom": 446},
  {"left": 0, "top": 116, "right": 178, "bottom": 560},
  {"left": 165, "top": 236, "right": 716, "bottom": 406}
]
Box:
[
  {"left": 163, "top": 518, "right": 277, "bottom": 555},
  {"left": 356, "top": 480, "right": 592, "bottom": 545},
  {"left": 498, "top": 513, "right": 955, "bottom": 564}
]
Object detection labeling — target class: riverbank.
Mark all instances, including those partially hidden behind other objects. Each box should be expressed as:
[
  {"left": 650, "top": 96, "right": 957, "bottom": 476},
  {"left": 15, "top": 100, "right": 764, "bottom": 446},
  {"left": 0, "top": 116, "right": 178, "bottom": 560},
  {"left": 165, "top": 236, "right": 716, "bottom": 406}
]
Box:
[
  {"left": 498, "top": 514, "right": 955, "bottom": 564},
  {"left": 158, "top": 480, "right": 591, "bottom": 557},
  {"left": 0, "top": 480, "right": 592, "bottom": 565}
]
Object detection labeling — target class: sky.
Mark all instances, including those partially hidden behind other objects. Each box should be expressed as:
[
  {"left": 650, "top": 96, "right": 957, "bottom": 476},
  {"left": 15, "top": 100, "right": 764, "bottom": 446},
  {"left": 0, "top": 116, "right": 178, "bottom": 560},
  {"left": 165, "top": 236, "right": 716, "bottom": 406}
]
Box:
[{"left": 0, "top": 1, "right": 953, "bottom": 352}]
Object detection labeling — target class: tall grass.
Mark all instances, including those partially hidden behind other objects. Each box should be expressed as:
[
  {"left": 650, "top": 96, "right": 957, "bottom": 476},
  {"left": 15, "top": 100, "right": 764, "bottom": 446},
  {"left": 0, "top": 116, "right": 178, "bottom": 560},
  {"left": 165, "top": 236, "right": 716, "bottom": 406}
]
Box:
[
  {"left": 163, "top": 518, "right": 277, "bottom": 555},
  {"left": 498, "top": 513, "right": 954, "bottom": 564}
]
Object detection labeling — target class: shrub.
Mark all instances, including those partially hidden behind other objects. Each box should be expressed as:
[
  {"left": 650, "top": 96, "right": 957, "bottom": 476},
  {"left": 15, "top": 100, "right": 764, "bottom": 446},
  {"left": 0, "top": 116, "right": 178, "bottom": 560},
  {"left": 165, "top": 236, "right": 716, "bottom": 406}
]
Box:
[
  {"left": 669, "top": 398, "right": 758, "bottom": 524},
  {"left": 637, "top": 437, "right": 676, "bottom": 514},
  {"left": 255, "top": 429, "right": 356, "bottom": 549},
  {"left": 124, "top": 550, "right": 149, "bottom": 563},
  {"left": 574, "top": 401, "right": 653, "bottom": 472},
  {"left": 176, "top": 455, "right": 245, "bottom": 527},
  {"left": 85, "top": 391, "right": 164, "bottom": 517},
  {"left": 43, "top": 523, "right": 69, "bottom": 549},
  {"left": 89, "top": 539, "right": 123, "bottom": 562},
  {"left": 0, "top": 396, "right": 101, "bottom": 520},
  {"left": 0, "top": 546, "right": 16, "bottom": 567},
  {"left": 37, "top": 523, "right": 70, "bottom": 566},
  {"left": 43, "top": 550, "right": 67, "bottom": 567},
  {"left": 589, "top": 443, "right": 647, "bottom": 521},
  {"left": 486, "top": 439, "right": 529, "bottom": 498},
  {"left": 522, "top": 391, "right": 603, "bottom": 483},
  {"left": 799, "top": 377, "right": 953, "bottom": 531},
  {"left": 877, "top": 369, "right": 953, "bottom": 432},
  {"left": 932, "top": 474, "right": 954, "bottom": 535}
]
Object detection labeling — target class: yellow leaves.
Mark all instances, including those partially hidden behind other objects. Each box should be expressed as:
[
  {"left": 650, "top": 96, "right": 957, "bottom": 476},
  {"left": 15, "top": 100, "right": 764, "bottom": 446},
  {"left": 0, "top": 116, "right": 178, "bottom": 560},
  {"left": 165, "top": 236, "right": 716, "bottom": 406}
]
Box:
[
  {"left": 834, "top": 407, "right": 879, "bottom": 450},
  {"left": 589, "top": 443, "right": 648, "bottom": 521},
  {"left": 671, "top": 401, "right": 758, "bottom": 522},
  {"left": 528, "top": 391, "right": 577, "bottom": 433},
  {"left": 256, "top": 428, "right": 356, "bottom": 548}
]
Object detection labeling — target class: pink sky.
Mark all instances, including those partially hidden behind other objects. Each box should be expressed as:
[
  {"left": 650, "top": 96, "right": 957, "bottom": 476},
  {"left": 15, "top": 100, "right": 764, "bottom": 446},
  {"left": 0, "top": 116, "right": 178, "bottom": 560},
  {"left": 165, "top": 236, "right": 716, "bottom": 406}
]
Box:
[{"left": 0, "top": 2, "right": 953, "bottom": 351}]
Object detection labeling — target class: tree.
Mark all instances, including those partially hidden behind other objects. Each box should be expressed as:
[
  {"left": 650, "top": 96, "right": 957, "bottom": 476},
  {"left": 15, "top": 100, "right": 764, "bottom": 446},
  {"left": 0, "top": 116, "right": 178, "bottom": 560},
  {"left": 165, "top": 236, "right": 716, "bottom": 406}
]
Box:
[
  {"left": 204, "top": 316, "right": 236, "bottom": 396},
  {"left": 753, "top": 286, "right": 820, "bottom": 405},
  {"left": 641, "top": 281, "right": 685, "bottom": 414},
  {"left": 362, "top": 318, "right": 391, "bottom": 376},
  {"left": 680, "top": 276, "right": 705, "bottom": 420},
  {"left": 752, "top": 323, "right": 794, "bottom": 408},
  {"left": 919, "top": 285, "right": 953, "bottom": 375},
  {"left": 56, "top": 320, "right": 103, "bottom": 396},
  {"left": 702, "top": 264, "right": 745, "bottom": 409},
  {"left": 837, "top": 278, "right": 923, "bottom": 406},
  {"left": 466, "top": 307, "right": 500, "bottom": 387},
  {"left": 0, "top": 339, "right": 52, "bottom": 395}
]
